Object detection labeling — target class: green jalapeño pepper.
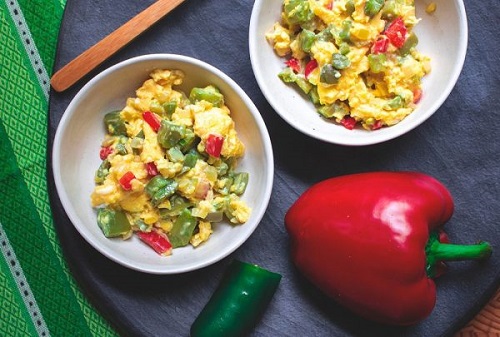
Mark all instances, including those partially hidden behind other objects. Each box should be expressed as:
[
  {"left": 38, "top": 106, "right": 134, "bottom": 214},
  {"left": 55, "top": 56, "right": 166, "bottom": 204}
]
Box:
[
  {"left": 285, "top": 172, "right": 492, "bottom": 326},
  {"left": 190, "top": 260, "right": 282, "bottom": 337}
]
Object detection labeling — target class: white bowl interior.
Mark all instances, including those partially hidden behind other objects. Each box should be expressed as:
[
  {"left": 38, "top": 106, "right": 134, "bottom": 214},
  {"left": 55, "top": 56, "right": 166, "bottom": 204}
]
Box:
[
  {"left": 53, "top": 54, "right": 274, "bottom": 274},
  {"left": 249, "top": 0, "right": 468, "bottom": 145}
]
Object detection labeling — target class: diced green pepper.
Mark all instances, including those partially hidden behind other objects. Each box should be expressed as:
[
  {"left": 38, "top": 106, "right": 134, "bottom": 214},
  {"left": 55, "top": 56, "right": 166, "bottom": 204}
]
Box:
[
  {"left": 94, "top": 159, "right": 111, "bottom": 184},
  {"left": 320, "top": 64, "right": 341, "bottom": 84},
  {"left": 169, "top": 208, "right": 197, "bottom": 248},
  {"left": 230, "top": 172, "right": 249, "bottom": 195},
  {"left": 183, "top": 151, "right": 200, "bottom": 170},
  {"left": 331, "top": 53, "right": 351, "bottom": 70},
  {"left": 278, "top": 67, "right": 297, "bottom": 83},
  {"left": 178, "top": 128, "right": 197, "bottom": 153},
  {"left": 162, "top": 101, "right": 177, "bottom": 118},
  {"left": 160, "top": 195, "right": 192, "bottom": 218},
  {"left": 283, "top": 0, "right": 314, "bottom": 26},
  {"left": 308, "top": 87, "right": 320, "bottom": 105},
  {"left": 104, "top": 111, "right": 127, "bottom": 136},
  {"left": 365, "top": 0, "right": 385, "bottom": 17},
  {"left": 97, "top": 207, "right": 131, "bottom": 238},
  {"left": 214, "top": 160, "right": 229, "bottom": 176},
  {"left": 387, "top": 95, "right": 404, "bottom": 109},
  {"left": 189, "top": 85, "right": 224, "bottom": 107},
  {"left": 295, "top": 77, "right": 313, "bottom": 94},
  {"left": 368, "top": 53, "right": 387, "bottom": 73},
  {"left": 157, "top": 120, "right": 186, "bottom": 149},
  {"left": 167, "top": 147, "right": 185, "bottom": 162},
  {"left": 316, "top": 24, "right": 334, "bottom": 42},
  {"left": 339, "top": 20, "right": 352, "bottom": 43},
  {"left": 145, "top": 175, "right": 178, "bottom": 206},
  {"left": 339, "top": 42, "right": 350, "bottom": 55},
  {"left": 299, "top": 29, "right": 316, "bottom": 53},
  {"left": 381, "top": 0, "right": 397, "bottom": 20},
  {"left": 130, "top": 137, "right": 143, "bottom": 155},
  {"left": 317, "top": 102, "right": 349, "bottom": 119},
  {"left": 399, "top": 32, "right": 418, "bottom": 56}
]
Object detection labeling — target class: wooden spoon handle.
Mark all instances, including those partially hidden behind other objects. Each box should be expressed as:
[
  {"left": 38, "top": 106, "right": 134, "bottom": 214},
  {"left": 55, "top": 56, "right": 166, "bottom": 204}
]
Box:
[{"left": 50, "top": 0, "right": 186, "bottom": 92}]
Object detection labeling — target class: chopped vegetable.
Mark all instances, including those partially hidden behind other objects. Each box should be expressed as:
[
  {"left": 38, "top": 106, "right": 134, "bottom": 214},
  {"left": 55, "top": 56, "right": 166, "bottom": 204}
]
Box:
[
  {"left": 364, "top": 0, "right": 384, "bottom": 17},
  {"left": 190, "top": 260, "right": 282, "bottom": 337},
  {"left": 104, "top": 110, "right": 127, "bottom": 136},
  {"left": 168, "top": 208, "right": 197, "bottom": 248},
  {"left": 385, "top": 17, "right": 407, "bottom": 48},
  {"left": 205, "top": 134, "right": 224, "bottom": 158},
  {"left": 142, "top": 111, "right": 161, "bottom": 132},
  {"left": 99, "top": 146, "right": 113, "bottom": 160},
  {"left": 97, "top": 207, "right": 131, "bottom": 238},
  {"left": 137, "top": 230, "right": 172, "bottom": 256},
  {"left": 119, "top": 171, "right": 135, "bottom": 191},
  {"left": 304, "top": 59, "right": 318, "bottom": 79},
  {"left": 285, "top": 172, "right": 492, "bottom": 325}
]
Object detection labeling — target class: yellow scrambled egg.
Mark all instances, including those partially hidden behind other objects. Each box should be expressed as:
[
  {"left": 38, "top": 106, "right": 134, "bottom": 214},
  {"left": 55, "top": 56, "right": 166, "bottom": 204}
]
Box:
[
  {"left": 91, "top": 69, "right": 251, "bottom": 254},
  {"left": 266, "top": 0, "right": 431, "bottom": 130}
]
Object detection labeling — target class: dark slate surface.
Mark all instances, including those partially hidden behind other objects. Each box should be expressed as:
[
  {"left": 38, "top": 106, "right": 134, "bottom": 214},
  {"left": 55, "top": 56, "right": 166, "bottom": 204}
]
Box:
[{"left": 47, "top": 1, "right": 500, "bottom": 336}]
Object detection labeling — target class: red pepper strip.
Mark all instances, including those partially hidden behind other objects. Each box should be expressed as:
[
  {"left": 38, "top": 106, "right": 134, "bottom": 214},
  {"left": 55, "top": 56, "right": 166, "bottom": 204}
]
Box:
[
  {"left": 340, "top": 116, "right": 356, "bottom": 130},
  {"left": 385, "top": 17, "right": 407, "bottom": 48},
  {"left": 145, "top": 162, "right": 159, "bottom": 177},
  {"left": 285, "top": 172, "right": 492, "bottom": 325},
  {"left": 137, "top": 230, "right": 172, "bottom": 256},
  {"left": 304, "top": 59, "right": 318, "bottom": 79},
  {"left": 371, "top": 36, "right": 389, "bottom": 54},
  {"left": 119, "top": 171, "right": 135, "bottom": 191},
  {"left": 206, "top": 134, "right": 224, "bottom": 158},
  {"left": 142, "top": 111, "right": 161, "bottom": 132},
  {"left": 285, "top": 58, "right": 301, "bottom": 73},
  {"left": 99, "top": 146, "right": 113, "bottom": 160}
]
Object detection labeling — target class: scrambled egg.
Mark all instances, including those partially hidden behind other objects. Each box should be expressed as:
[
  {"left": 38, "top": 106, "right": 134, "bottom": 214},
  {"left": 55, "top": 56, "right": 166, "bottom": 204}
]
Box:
[
  {"left": 266, "top": 0, "right": 431, "bottom": 129},
  {"left": 91, "top": 69, "right": 251, "bottom": 255}
]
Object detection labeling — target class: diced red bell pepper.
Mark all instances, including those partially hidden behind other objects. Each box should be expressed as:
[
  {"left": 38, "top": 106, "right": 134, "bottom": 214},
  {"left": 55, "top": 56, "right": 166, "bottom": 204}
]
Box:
[
  {"left": 413, "top": 88, "right": 423, "bottom": 103},
  {"left": 371, "top": 36, "right": 389, "bottom": 54},
  {"left": 145, "top": 162, "right": 159, "bottom": 177},
  {"left": 137, "top": 230, "right": 172, "bottom": 256},
  {"left": 142, "top": 111, "right": 161, "bottom": 132},
  {"left": 285, "top": 58, "right": 301, "bottom": 74},
  {"left": 340, "top": 116, "right": 357, "bottom": 130},
  {"left": 206, "top": 134, "right": 224, "bottom": 158},
  {"left": 325, "top": 1, "right": 333, "bottom": 10},
  {"left": 99, "top": 146, "right": 113, "bottom": 160},
  {"left": 385, "top": 17, "right": 407, "bottom": 48},
  {"left": 305, "top": 59, "right": 318, "bottom": 79},
  {"left": 119, "top": 171, "right": 136, "bottom": 191},
  {"left": 371, "top": 120, "right": 383, "bottom": 130}
]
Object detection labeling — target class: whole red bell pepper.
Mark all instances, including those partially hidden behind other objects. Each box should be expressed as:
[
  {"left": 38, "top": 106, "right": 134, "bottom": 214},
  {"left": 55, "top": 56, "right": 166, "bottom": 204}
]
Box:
[{"left": 285, "top": 172, "right": 492, "bottom": 326}]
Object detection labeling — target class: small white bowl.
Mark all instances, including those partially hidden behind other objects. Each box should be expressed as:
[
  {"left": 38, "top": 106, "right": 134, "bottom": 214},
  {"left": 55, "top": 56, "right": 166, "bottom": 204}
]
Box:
[
  {"left": 249, "top": 0, "right": 468, "bottom": 146},
  {"left": 52, "top": 54, "right": 274, "bottom": 274}
]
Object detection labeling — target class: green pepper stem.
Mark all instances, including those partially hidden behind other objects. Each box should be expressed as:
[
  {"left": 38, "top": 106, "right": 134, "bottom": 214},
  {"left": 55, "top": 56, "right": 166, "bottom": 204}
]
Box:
[{"left": 425, "top": 231, "right": 492, "bottom": 278}]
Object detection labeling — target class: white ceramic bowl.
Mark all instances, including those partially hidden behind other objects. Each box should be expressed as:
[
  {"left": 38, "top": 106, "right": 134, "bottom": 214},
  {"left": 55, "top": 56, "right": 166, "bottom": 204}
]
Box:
[
  {"left": 249, "top": 0, "right": 468, "bottom": 146},
  {"left": 52, "top": 54, "right": 274, "bottom": 274}
]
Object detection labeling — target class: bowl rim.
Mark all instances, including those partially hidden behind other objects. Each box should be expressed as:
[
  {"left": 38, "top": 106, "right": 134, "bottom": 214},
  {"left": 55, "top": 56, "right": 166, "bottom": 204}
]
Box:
[
  {"left": 52, "top": 53, "right": 274, "bottom": 274},
  {"left": 248, "top": 0, "right": 469, "bottom": 146}
]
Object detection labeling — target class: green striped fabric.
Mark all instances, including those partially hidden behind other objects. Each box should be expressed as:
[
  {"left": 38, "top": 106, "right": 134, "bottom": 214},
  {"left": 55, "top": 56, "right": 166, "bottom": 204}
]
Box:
[{"left": 0, "top": 0, "right": 117, "bottom": 335}]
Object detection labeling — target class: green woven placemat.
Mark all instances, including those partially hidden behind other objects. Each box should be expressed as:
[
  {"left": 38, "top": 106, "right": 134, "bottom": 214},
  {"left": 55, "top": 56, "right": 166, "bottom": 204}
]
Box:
[{"left": 0, "top": 1, "right": 117, "bottom": 335}]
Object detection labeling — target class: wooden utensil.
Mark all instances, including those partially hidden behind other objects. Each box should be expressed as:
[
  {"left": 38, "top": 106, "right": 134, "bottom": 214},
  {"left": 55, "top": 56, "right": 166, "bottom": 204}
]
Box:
[{"left": 50, "top": 0, "right": 186, "bottom": 92}]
